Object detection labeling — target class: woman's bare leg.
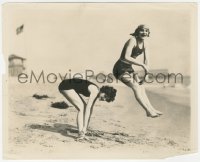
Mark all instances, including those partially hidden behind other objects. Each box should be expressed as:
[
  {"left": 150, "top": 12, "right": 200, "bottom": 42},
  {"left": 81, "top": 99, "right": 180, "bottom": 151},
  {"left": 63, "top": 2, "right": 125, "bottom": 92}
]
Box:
[
  {"left": 134, "top": 75, "right": 163, "bottom": 115},
  {"left": 60, "top": 90, "right": 85, "bottom": 134},
  {"left": 120, "top": 75, "right": 158, "bottom": 117},
  {"left": 140, "top": 85, "right": 163, "bottom": 115},
  {"left": 82, "top": 100, "right": 96, "bottom": 134},
  {"left": 132, "top": 84, "right": 158, "bottom": 117},
  {"left": 77, "top": 94, "right": 87, "bottom": 122},
  {"left": 77, "top": 95, "right": 93, "bottom": 134}
]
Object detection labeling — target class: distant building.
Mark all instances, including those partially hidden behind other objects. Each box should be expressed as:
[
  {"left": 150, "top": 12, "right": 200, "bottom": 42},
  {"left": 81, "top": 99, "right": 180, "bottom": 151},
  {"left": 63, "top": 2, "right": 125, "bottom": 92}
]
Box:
[
  {"left": 136, "top": 69, "right": 169, "bottom": 79},
  {"left": 148, "top": 69, "right": 169, "bottom": 79},
  {"left": 9, "top": 54, "right": 26, "bottom": 76}
]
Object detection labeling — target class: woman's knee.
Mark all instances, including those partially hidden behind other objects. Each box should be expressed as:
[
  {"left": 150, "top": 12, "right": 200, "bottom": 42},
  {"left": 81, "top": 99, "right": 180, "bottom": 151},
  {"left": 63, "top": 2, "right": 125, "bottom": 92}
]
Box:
[
  {"left": 74, "top": 102, "right": 85, "bottom": 112},
  {"left": 131, "top": 82, "right": 140, "bottom": 91}
]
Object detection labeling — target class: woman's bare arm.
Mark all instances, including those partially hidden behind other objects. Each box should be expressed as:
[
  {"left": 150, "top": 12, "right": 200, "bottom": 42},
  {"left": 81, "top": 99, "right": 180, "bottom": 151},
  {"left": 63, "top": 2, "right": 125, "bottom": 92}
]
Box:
[
  {"left": 143, "top": 43, "right": 149, "bottom": 66},
  {"left": 82, "top": 85, "right": 99, "bottom": 132},
  {"left": 124, "top": 38, "right": 146, "bottom": 67}
]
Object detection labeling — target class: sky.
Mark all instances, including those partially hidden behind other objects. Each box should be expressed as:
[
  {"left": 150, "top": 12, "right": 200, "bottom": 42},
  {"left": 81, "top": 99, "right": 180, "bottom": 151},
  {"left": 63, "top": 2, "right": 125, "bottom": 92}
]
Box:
[{"left": 2, "top": 3, "right": 197, "bottom": 76}]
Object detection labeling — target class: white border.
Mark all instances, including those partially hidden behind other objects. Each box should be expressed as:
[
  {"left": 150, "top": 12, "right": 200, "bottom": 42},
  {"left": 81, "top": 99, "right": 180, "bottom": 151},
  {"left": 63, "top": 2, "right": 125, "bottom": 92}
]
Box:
[
  {"left": 0, "top": 0, "right": 199, "bottom": 3},
  {"left": 0, "top": 1, "right": 199, "bottom": 162}
]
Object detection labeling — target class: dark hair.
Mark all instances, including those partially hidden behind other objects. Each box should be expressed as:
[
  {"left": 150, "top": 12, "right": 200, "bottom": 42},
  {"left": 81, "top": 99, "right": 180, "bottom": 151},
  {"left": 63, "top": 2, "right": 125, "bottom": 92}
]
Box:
[
  {"left": 131, "top": 24, "right": 150, "bottom": 37},
  {"left": 99, "top": 86, "right": 117, "bottom": 102}
]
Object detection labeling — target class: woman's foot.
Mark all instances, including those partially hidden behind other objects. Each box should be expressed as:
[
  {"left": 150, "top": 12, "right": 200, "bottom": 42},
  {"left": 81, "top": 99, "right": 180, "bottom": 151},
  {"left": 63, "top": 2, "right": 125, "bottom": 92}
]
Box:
[
  {"left": 76, "top": 131, "right": 90, "bottom": 141},
  {"left": 150, "top": 108, "right": 163, "bottom": 115},
  {"left": 146, "top": 112, "right": 160, "bottom": 118},
  {"left": 76, "top": 131, "right": 85, "bottom": 140},
  {"left": 147, "top": 108, "right": 163, "bottom": 116},
  {"left": 154, "top": 110, "right": 163, "bottom": 115}
]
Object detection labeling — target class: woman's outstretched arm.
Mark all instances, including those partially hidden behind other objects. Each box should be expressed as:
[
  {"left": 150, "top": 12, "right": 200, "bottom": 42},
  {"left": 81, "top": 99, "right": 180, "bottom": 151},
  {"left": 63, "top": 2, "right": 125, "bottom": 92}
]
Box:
[
  {"left": 124, "top": 38, "right": 149, "bottom": 72},
  {"left": 82, "top": 85, "right": 99, "bottom": 133},
  {"left": 123, "top": 38, "right": 144, "bottom": 66},
  {"left": 143, "top": 42, "right": 149, "bottom": 66}
]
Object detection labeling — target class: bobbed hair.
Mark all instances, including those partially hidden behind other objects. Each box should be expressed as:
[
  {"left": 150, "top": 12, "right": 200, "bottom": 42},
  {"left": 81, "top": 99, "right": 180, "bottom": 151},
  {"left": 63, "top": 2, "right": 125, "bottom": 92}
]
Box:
[
  {"left": 130, "top": 24, "right": 150, "bottom": 37},
  {"left": 99, "top": 86, "right": 117, "bottom": 103}
]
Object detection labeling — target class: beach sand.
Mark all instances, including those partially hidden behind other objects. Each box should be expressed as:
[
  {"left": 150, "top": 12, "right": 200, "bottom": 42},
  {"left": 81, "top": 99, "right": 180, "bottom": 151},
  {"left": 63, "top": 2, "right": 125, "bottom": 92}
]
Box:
[{"left": 3, "top": 78, "right": 194, "bottom": 159}]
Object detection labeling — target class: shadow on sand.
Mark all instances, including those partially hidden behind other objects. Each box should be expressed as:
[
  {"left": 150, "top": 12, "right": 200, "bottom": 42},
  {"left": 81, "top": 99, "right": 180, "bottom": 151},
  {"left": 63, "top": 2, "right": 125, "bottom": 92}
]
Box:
[
  {"left": 28, "top": 123, "right": 134, "bottom": 144},
  {"left": 29, "top": 123, "right": 78, "bottom": 139},
  {"left": 28, "top": 123, "right": 180, "bottom": 148}
]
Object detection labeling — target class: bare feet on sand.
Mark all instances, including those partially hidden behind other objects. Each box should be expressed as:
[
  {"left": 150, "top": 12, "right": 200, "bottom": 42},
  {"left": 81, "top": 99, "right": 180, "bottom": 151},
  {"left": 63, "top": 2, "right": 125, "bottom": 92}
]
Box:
[
  {"left": 75, "top": 136, "right": 90, "bottom": 141},
  {"left": 154, "top": 110, "right": 163, "bottom": 115},
  {"left": 146, "top": 111, "right": 162, "bottom": 118},
  {"left": 75, "top": 131, "right": 90, "bottom": 141}
]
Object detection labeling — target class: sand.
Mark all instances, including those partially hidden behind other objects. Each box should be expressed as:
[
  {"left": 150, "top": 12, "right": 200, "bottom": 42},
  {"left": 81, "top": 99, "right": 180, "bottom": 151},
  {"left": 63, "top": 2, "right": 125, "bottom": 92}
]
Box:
[{"left": 3, "top": 78, "right": 194, "bottom": 159}]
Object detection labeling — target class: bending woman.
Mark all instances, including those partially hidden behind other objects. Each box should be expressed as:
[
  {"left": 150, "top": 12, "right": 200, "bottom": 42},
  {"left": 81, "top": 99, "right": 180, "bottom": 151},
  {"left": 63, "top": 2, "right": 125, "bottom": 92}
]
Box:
[
  {"left": 58, "top": 78, "right": 117, "bottom": 140},
  {"left": 113, "top": 24, "right": 162, "bottom": 118}
]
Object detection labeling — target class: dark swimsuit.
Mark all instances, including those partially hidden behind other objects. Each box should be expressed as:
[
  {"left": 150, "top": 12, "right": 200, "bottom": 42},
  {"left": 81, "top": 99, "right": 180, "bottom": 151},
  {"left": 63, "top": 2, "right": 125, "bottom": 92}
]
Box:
[
  {"left": 113, "top": 39, "right": 145, "bottom": 79},
  {"left": 58, "top": 78, "right": 98, "bottom": 97}
]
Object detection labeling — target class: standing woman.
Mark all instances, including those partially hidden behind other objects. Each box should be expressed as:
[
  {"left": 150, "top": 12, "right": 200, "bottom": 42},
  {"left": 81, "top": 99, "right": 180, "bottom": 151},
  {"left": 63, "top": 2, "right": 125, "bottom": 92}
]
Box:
[
  {"left": 113, "top": 24, "right": 162, "bottom": 118},
  {"left": 58, "top": 78, "right": 116, "bottom": 140}
]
